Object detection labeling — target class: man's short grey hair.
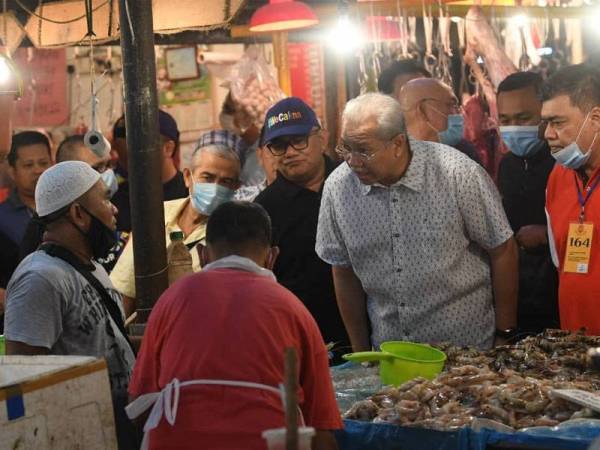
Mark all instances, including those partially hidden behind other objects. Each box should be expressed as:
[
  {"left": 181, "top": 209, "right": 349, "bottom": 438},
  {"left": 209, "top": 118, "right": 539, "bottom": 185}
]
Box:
[
  {"left": 342, "top": 93, "right": 406, "bottom": 141},
  {"left": 191, "top": 144, "right": 240, "bottom": 169}
]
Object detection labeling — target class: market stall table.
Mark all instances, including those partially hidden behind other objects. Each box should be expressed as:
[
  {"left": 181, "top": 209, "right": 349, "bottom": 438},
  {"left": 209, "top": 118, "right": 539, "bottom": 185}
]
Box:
[{"left": 332, "top": 330, "right": 600, "bottom": 450}]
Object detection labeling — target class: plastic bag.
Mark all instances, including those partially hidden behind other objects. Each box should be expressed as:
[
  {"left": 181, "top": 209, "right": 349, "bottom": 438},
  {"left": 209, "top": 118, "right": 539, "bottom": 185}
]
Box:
[{"left": 225, "top": 46, "right": 285, "bottom": 127}]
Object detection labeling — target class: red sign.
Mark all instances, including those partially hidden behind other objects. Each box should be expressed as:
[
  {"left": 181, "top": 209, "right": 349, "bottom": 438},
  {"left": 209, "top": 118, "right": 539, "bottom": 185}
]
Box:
[
  {"left": 287, "top": 43, "right": 325, "bottom": 124},
  {"left": 13, "top": 48, "right": 68, "bottom": 127}
]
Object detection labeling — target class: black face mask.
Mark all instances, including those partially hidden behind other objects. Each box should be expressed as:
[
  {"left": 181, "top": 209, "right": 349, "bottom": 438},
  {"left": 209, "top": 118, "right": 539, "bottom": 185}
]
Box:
[{"left": 71, "top": 206, "right": 117, "bottom": 261}]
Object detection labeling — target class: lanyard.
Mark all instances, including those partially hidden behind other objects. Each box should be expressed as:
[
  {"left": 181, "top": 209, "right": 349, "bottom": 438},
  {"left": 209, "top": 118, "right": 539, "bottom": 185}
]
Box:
[{"left": 574, "top": 173, "right": 600, "bottom": 222}]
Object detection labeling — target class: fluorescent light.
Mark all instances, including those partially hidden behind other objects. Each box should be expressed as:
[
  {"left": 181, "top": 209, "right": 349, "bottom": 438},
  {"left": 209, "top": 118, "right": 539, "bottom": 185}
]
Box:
[{"left": 450, "top": 16, "right": 462, "bottom": 23}]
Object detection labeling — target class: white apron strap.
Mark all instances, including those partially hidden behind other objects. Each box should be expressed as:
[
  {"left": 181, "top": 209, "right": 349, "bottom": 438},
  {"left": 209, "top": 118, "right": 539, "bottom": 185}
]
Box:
[{"left": 126, "top": 378, "right": 304, "bottom": 450}]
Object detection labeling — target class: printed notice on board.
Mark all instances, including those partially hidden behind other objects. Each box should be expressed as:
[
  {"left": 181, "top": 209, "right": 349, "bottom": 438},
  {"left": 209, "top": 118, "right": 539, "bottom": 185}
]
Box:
[{"left": 13, "top": 48, "right": 69, "bottom": 127}]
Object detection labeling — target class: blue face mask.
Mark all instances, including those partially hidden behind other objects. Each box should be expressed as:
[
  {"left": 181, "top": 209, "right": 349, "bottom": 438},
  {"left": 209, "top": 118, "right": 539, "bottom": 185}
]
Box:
[
  {"left": 438, "top": 114, "right": 464, "bottom": 147},
  {"left": 500, "top": 126, "right": 543, "bottom": 158},
  {"left": 191, "top": 181, "right": 235, "bottom": 216},
  {"left": 551, "top": 113, "right": 597, "bottom": 170}
]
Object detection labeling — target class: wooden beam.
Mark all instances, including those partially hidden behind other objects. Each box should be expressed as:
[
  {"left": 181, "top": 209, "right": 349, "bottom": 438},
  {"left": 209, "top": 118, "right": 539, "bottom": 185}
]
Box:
[{"left": 232, "top": 2, "right": 594, "bottom": 40}]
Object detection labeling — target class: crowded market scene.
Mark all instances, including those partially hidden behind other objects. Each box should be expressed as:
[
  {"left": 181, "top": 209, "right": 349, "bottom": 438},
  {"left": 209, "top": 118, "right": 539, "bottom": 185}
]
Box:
[{"left": 0, "top": 0, "right": 600, "bottom": 449}]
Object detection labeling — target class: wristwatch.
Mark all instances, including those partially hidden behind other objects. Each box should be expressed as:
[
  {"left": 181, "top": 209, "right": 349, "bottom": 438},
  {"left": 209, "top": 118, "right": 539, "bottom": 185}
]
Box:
[{"left": 495, "top": 327, "right": 519, "bottom": 340}]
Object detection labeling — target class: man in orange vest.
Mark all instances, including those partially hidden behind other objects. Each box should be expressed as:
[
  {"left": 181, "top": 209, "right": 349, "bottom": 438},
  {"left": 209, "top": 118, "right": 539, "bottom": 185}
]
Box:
[{"left": 542, "top": 64, "right": 600, "bottom": 334}]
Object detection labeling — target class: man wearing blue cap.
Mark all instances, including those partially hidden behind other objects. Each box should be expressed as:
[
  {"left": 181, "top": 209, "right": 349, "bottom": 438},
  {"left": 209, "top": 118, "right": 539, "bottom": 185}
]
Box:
[
  {"left": 255, "top": 97, "right": 349, "bottom": 363},
  {"left": 111, "top": 110, "right": 188, "bottom": 232}
]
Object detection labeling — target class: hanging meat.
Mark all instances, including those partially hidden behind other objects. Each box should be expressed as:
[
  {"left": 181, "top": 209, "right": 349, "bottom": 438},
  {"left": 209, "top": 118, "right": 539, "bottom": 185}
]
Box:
[{"left": 464, "top": 5, "right": 517, "bottom": 119}]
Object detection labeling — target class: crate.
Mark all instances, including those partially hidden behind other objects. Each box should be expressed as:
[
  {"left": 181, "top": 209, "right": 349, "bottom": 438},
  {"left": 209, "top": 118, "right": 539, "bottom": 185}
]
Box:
[{"left": 0, "top": 355, "right": 117, "bottom": 450}]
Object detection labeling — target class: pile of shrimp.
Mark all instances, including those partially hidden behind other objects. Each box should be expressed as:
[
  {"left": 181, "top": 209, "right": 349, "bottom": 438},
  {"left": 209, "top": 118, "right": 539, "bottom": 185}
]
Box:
[{"left": 344, "top": 330, "right": 600, "bottom": 430}]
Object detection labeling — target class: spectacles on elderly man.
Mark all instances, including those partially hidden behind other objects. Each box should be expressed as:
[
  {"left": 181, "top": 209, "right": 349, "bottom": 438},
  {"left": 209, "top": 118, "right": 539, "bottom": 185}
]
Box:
[
  {"left": 421, "top": 97, "right": 461, "bottom": 114},
  {"left": 266, "top": 130, "right": 320, "bottom": 156},
  {"left": 335, "top": 135, "right": 399, "bottom": 162}
]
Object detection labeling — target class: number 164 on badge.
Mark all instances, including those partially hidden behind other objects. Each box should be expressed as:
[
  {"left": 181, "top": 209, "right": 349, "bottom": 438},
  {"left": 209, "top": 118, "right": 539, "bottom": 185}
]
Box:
[{"left": 564, "top": 223, "right": 594, "bottom": 274}]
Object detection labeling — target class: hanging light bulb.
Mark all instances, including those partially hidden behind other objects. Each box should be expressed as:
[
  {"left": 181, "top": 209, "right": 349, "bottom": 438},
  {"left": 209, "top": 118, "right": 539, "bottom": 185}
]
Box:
[
  {"left": 0, "top": 53, "right": 23, "bottom": 98},
  {"left": 0, "top": 57, "right": 10, "bottom": 84},
  {"left": 326, "top": 14, "right": 365, "bottom": 54}
]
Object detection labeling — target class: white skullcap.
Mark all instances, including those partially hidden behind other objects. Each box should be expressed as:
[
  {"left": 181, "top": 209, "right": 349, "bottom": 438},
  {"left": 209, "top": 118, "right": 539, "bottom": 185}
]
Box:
[{"left": 36, "top": 161, "right": 101, "bottom": 217}]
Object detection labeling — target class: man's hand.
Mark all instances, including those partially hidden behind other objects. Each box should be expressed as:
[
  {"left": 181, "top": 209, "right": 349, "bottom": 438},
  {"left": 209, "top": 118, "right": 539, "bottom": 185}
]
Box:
[{"left": 516, "top": 225, "right": 548, "bottom": 249}]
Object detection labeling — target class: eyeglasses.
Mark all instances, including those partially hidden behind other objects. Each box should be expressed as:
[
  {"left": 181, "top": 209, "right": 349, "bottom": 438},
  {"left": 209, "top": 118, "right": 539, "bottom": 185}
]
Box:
[
  {"left": 266, "top": 130, "right": 319, "bottom": 156},
  {"left": 421, "top": 98, "right": 461, "bottom": 114},
  {"left": 335, "top": 136, "right": 397, "bottom": 162}
]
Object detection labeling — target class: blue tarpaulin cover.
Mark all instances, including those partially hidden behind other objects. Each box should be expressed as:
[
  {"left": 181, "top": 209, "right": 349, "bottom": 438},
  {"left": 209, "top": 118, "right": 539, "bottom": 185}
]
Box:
[{"left": 336, "top": 419, "right": 600, "bottom": 450}]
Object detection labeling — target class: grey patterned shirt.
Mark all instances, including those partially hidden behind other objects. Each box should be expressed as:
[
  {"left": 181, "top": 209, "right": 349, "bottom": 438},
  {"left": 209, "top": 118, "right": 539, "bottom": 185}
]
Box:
[{"left": 316, "top": 139, "right": 513, "bottom": 349}]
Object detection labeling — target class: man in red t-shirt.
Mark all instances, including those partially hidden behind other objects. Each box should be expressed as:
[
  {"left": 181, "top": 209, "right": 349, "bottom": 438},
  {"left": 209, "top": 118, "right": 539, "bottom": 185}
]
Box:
[
  {"left": 128, "top": 201, "right": 342, "bottom": 450},
  {"left": 542, "top": 64, "right": 600, "bottom": 334}
]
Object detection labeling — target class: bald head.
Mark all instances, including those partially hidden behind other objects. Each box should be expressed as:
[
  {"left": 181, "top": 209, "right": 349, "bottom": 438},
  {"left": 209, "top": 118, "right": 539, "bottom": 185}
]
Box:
[
  {"left": 398, "top": 78, "right": 454, "bottom": 111},
  {"left": 56, "top": 135, "right": 111, "bottom": 173},
  {"left": 399, "top": 78, "right": 459, "bottom": 142}
]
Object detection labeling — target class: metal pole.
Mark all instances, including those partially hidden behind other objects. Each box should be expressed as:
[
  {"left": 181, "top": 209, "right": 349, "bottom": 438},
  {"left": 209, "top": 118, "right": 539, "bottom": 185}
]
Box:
[{"left": 118, "top": 0, "right": 168, "bottom": 332}]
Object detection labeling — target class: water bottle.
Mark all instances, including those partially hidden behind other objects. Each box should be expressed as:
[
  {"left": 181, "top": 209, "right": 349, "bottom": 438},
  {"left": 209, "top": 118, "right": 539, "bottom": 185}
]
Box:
[{"left": 167, "top": 231, "right": 193, "bottom": 286}]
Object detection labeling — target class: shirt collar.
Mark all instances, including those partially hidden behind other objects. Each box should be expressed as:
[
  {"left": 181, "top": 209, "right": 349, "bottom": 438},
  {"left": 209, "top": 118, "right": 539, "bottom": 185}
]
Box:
[
  {"left": 202, "top": 255, "right": 276, "bottom": 281},
  {"left": 358, "top": 138, "right": 426, "bottom": 195}
]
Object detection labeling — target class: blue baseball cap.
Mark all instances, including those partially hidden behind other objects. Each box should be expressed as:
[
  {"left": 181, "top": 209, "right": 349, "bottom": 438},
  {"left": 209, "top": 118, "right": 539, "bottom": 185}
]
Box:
[{"left": 262, "top": 97, "right": 320, "bottom": 144}]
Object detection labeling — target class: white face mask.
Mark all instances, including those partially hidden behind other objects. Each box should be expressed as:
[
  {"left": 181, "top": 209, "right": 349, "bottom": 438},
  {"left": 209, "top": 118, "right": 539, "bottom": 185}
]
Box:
[
  {"left": 99, "top": 168, "right": 119, "bottom": 198},
  {"left": 552, "top": 113, "right": 598, "bottom": 170}
]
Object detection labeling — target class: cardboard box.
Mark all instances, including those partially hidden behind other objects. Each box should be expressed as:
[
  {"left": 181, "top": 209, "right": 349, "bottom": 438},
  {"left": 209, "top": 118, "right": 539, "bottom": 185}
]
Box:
[{"left": 0, "top": 355, "right": 117, "bottom": 449}]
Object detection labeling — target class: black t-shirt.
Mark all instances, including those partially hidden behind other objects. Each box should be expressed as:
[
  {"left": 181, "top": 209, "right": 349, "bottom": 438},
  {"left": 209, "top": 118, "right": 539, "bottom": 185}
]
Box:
[
  {"left": 112, "top": 171, "right": 188, "bottom": 232},
  {"left": 255, "top": 157, "right": 350, "bottom": 359},
  {"left": 1, "top": 229, "right": 19, "bottom": 289},
  {"left": 497, "top": 142, "right": 559, "bottom": 333}
]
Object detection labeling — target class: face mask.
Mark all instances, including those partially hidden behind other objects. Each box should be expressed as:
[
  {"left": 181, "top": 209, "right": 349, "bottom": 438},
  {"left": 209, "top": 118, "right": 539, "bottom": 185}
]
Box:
[
  {"left": 219, "top": 112, "right": 240, "bottom": 135},
  {"left": 191, "top": 181, "right": 235, "bottom": 216},
  {"left": 71, "top": 206, "right": 118, "bottom": 260},
  {"left": 100, "top": 169, "right": 119, "bottom": 198},
  {"left": 552, "top": 113, "right": 598, "bottom": 170},
  {"left": 438, "top": 114, "right": 465, "bottom": 147},
  {"left": 500, "top": 126, "right": 543, "bottom": 158}
]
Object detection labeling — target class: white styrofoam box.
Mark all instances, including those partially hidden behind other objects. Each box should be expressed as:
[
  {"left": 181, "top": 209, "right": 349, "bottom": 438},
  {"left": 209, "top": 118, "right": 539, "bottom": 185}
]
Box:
[{"left": 0, "top": 355, "right": 117, "bottom": 450}]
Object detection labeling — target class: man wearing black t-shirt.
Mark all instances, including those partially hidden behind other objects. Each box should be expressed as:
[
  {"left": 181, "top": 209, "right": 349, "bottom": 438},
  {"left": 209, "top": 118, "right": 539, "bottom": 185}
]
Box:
[
  {"left": 255, "top": 98, "right": 350, "bottom": 363},
  {"left": 111, "top": 110, "right": 188, "bottom": 232},
  {"left": 497, "top": 72, "right": 559, "bottom": 333}
]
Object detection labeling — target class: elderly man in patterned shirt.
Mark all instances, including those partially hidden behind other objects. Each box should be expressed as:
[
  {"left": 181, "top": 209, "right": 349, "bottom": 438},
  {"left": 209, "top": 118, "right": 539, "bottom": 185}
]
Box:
[{"left": 316, "top": 93, "right": 518, "bottom": 351}]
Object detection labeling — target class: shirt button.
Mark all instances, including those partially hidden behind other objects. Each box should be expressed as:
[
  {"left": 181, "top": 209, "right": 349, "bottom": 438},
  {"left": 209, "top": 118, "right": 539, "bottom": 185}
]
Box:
[
  {"left": 392, "top": 198, "right": 398, "bottom": 203},
  {"left": 396, "top": 268, "right": 402, "bottom": 273},
  {"left": 404, "top": 330, "right": 410, "bottom": 336},
  {"left": 400, "top": 302, "right": 406, "bottom": 307},
  {"left": 393, "top": 233, "right": 400, "bottom": 238}
]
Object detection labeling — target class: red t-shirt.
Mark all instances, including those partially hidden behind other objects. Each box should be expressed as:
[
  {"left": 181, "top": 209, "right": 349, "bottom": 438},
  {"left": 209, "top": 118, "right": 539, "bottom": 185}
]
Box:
[
  {"left": 546, "top": 164, "right": 600, "bottom": 334},
  {"left": 129, "top": 267, "right": 343, "bottom": 450}
]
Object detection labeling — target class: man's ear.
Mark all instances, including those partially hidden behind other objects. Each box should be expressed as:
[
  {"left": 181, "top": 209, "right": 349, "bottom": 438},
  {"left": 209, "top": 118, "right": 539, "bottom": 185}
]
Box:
[
  {"left": 183, "top": 168, "right": 193, "bottom": 189},
  {"left": 69, "top": 202, "right": 89, "bottom": 229},
  {"left": 392, "top": 133, "right": 407, "bottom": 157},
  {"left": 266, "top": 246, "right": 280, "bottom": 271},
  {"left": 590, "top": 106, "right": 600, "bottom": 132},
  {"left": 162, "top": 140, "right": 176, "bottom": 159}
]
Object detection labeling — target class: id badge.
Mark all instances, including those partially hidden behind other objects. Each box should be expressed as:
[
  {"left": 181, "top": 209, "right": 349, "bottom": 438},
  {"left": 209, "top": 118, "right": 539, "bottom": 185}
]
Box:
[{"left": 564, "top": 222, "right": 594, "bottom": 274}]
